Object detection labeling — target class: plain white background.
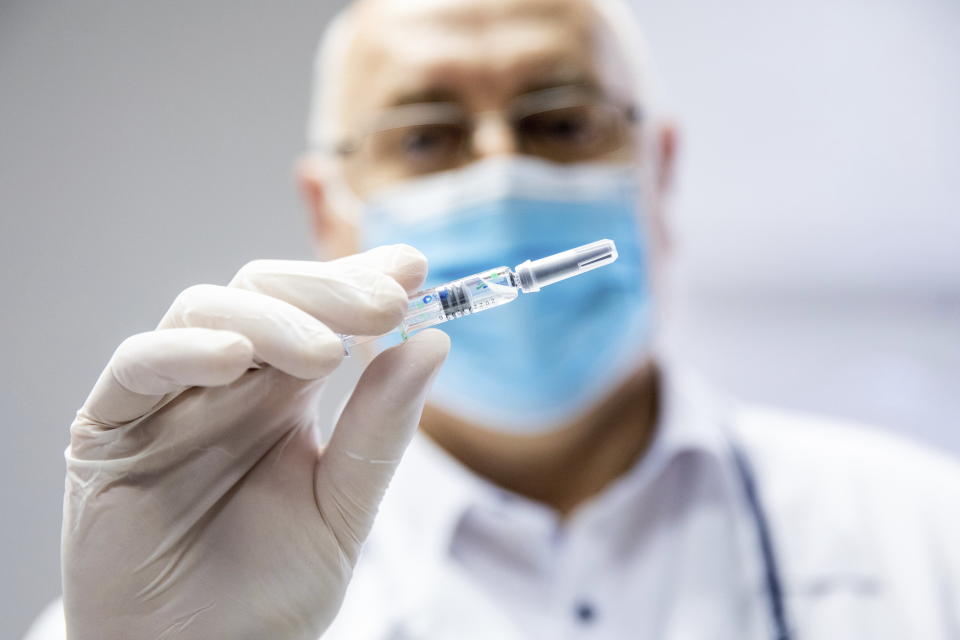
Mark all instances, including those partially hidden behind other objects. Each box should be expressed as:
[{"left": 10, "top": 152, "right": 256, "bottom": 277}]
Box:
[{"left": 2, "top": 0, "right": 957, "bottom": 636}]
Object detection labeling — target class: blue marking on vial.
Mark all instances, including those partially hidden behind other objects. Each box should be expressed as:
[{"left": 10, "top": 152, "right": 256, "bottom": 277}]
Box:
[{"left": 422, "top": 294, "right": 433, "bottom": 304}]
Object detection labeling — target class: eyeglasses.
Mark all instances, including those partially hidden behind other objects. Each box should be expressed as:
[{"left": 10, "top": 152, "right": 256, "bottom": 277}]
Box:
[{"left": 331, "top": 85, "right": 641, "bottom": 188}]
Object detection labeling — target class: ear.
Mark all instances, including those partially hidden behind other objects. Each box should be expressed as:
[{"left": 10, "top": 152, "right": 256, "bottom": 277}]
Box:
[
  {"left": 655, "top": 120, "right": 678, "bottom": 197},
  {"left": 649, "top": 120, "right": 679, "bottom": 257},
  {"left": 295, "top": 153, "right": 358, "bottom": 259}
]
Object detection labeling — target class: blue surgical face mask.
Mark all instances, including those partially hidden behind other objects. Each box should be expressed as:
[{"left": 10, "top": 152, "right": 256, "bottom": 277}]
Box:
[{"left": 360, "top": 156, "right": 653, "bottom": 434}]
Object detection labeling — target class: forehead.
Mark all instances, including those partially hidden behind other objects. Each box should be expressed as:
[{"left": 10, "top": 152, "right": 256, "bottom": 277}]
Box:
[{"left": 339, "top": 0, "right": 615, "bottom": 118}]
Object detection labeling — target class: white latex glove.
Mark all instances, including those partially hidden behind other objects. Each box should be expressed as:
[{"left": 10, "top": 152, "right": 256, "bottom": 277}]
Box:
[{"left": 62, "top": 245, "right": 449, "bottom": 640}]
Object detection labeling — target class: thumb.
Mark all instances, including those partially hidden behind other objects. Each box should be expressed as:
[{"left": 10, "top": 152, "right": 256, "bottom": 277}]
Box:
[{"left": 316, "top": 329, "right": 449, "bottom": 556}]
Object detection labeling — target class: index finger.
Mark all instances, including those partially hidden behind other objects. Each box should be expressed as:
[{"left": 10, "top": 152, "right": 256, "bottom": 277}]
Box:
[
  {"left": 331, "top": 244, "right": 428, "bottom": 293},
  {"left": 227, "top": 245, "right": 428, "bottom": 336}
]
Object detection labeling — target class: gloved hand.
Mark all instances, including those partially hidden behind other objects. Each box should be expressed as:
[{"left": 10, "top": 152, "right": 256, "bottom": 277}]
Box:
[{"left": 62, "top": 245, "right": 449, "bottom": 639}]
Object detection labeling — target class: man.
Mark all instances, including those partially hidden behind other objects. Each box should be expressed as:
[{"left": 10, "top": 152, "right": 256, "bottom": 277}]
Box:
[{"left": 27, "top": 0, "right": 960, "bottom": 638}]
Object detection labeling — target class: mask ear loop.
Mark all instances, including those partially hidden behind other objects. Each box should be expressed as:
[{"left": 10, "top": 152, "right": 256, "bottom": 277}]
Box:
[
  {"left": 315, "top": 151, "right": 365, "bottom": 225},
  {"left": 632, "top": 111, "right": 672, "bottom": 360}
]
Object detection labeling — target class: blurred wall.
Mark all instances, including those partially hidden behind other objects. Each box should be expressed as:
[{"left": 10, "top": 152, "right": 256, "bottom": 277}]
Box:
[
  {"left": 637, "top": 0, "right": 960, "bottom": 448},
  {"left": 1, "top": 0, "right": 957, "bottom": 636}
]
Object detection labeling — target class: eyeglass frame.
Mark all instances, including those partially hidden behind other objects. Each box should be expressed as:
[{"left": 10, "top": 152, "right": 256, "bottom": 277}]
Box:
[{"left": 325, "top": 83, "right": 643, "bottom": 170}]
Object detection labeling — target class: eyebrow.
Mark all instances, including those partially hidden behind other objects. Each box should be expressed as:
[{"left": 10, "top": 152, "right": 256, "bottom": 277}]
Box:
[
  {"left": 516, "top": 72, "right": 600, "bottom": 96},
  {"left": 389, "top": 87, "right": 462, "bottom": 107}
]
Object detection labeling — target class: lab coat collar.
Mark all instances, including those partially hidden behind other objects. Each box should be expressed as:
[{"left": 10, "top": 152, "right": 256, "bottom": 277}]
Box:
[
  {"left": 383, "top": 363, "right": 736, "bottom": 560},
  {"left": 367, "top": 365, "right": 755, "bottom": 637}
]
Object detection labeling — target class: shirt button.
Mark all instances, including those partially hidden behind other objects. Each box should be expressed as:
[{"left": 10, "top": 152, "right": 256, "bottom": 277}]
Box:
[{"left": 574, "top": 600, "right": 597, "bottom": 624}]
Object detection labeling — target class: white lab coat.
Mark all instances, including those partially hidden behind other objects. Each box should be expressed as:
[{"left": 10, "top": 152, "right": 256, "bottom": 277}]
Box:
[{"left": 24, "top": 370, "right": 960, "bottom": 639}]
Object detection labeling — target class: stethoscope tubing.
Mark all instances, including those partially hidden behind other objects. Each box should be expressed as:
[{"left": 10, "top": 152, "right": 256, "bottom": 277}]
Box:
[{"left": 729, "top": 440, "right": 792, "bottom": 640}]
